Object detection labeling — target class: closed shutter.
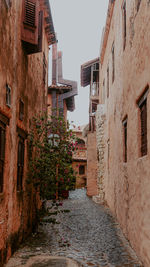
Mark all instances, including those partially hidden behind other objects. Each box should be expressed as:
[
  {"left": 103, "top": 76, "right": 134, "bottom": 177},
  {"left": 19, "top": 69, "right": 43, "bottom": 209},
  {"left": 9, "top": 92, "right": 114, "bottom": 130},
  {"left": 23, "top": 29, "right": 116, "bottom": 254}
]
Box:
[
  {"left": 21, "top": 0, "right": 39, "bottom": 46},
  {"left": 140, "top": 100, "right": 147, "bottom": 156}
]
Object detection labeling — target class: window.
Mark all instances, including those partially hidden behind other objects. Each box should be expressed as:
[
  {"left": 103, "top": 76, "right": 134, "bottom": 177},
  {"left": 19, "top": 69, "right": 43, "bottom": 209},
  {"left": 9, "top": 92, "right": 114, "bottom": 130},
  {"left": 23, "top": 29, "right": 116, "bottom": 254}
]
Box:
[
  {"left": 138, "top": 87, "right": 149, "bottom": 157},
  {"left": 122, "top": 0, "right": 127, "bottom": 50},
  {"left": 103, "top": 79, "right": 105, "bottom": 103},
  {"left": 43, "top": 52, "right": 47, "bottom": 84},
  {"left": 0, "top": 124, "right": 6, "bottom": 193},
  {"left": 123, "top": 118, "right": 127, "bottom": 162},
  {"left": 6, "top": 84, "right": 11, "bottom": 107},
  {"left": 79, "top": 165, "right": 85, "bottom": 175},
  {"left": 21, "top": 0, "right": 43, "bottom": 54},
  {"left": 17, "top": 137, "right": 25, "bottom": 191},
  {"left": 19, "top": 100, "right": 24, "bottom": 121},
  {"left": 107, "top": 66, "right": 109, "bottom": 98},
  {"left": 112, "top": 42, "right": 115, "bottom": 83}
]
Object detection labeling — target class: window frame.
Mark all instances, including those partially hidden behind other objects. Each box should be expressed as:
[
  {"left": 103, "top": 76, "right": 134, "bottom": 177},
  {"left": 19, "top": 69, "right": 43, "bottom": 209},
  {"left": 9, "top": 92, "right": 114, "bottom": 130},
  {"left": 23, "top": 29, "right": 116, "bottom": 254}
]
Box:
[
  {"left": 43, "top": 52, "right": 47, "bottom": 84},
  {"left": 112, "top": 42, "right": 115, "bottom": 83},
  {"left": 122, "top": 0, "right": 127, "bottom": 50},
  {"left": 19, "top": 99, "right": 24, "bottom": 121},
  {"left": 0, "top": 123, "right": 6, "bottom": 193},
  {"left": 107, "top": 65, "right": 109, "bottom": 98},
  {"left": 137, "top": 86, "right": 149, "bottom": 157},
  {"left": 17, "top": 136, "right": 25, "bottom": 192},
  {"left": 6, "top": 84, "right": 11, "bottom": 107},
  {"left": 122, "top": 117, "right": 128, "bottom": 162}
]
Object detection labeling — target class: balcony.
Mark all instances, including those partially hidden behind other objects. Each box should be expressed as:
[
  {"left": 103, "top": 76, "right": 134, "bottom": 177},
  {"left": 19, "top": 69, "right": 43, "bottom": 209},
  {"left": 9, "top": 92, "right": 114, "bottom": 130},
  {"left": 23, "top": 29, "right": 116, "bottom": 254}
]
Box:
[{"left": 90, "top": 82, "right": 99, "bottom": 101}]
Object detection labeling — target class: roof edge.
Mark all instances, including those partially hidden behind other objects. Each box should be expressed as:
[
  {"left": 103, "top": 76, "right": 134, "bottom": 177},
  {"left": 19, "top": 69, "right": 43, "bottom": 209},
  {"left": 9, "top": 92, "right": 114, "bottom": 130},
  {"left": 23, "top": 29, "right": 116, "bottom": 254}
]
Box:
[{"left": 100, "top": 0, "right": 115, "bottom": 65}]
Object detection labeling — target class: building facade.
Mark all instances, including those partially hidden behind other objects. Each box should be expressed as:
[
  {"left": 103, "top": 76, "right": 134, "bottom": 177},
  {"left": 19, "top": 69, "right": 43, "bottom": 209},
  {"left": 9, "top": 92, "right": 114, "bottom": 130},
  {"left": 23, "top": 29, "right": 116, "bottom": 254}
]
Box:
[
  {"left": 72, "top": 126, "right": 87, "bottom": 189},
  {"left": 97, "top": 0, "right": 150, "bottom": 265},
  {"left": 0, "top": 0, "right": 56, "bottom": 264},
  {"left": 81, "top": 58, "right": 99, "bottom": 196},
  {"left": 48, "top": 43, "right": 78, "bottom": 121}
]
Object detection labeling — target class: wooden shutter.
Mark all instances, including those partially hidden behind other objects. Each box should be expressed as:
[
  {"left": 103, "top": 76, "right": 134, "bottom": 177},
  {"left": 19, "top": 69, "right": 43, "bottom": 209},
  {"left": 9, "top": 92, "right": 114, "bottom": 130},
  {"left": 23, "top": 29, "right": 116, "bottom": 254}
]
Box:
[
  {"left": 21, "top": 0, "right": 39, "bottom": 45},
  {"left": 140, "top": 101, "right": 147, "bottom": 156}
]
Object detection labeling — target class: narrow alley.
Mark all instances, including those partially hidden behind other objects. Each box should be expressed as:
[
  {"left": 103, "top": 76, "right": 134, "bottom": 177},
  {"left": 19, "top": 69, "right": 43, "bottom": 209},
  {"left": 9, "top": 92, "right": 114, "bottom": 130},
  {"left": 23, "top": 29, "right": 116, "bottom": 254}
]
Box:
[{"left": 5, "top": 189, "right": 142, "bottom": 267}]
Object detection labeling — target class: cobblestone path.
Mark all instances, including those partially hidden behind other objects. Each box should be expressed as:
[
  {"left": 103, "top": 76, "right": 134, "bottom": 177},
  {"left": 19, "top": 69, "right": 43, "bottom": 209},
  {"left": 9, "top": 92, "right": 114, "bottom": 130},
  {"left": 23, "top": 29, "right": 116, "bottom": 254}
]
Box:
[{"left": 6, "top": 189, "right": 142, "bottom": 267}]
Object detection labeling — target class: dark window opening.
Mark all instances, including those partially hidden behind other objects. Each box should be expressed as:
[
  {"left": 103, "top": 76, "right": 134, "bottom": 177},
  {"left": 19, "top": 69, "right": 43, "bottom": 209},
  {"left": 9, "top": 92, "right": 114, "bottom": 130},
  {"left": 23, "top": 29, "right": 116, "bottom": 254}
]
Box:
[
  {"left": 122, "top": 0, "right": 126, "bottom": 50},
  {"left": 107, "top": 66, "right": 109, "bottom": 98},
  {"left": 112, "top": 42, "right": 115, "bottom": 83},
  {"left": 17, "top": 137, "right": 25, "bottom": 191},
  {"left": 140, "top": 100, "right": 147, "bottom": 156},
  {"left": 6, "top": 84, "right": 11, "bottom": 107},
  {"left": 0, "top": 125, "right": 6, "bottom": 193},
  {"left": 79, "top": 165, "right": 85, "bottom": 175},
  {"left": 103, "top": 79, "right": 105, "bottom": 102},
  {"left": 137, "top": 87, "right": 149, "bottom": 157},
  {"left": 43, "top": 52, "right": 47, "bottom": 84},
  {"left": 123, "top": 118, "right": 127, "bottom": 162},
  {"left": 19, "top": 100, "right": 24, "bottom": 121}
]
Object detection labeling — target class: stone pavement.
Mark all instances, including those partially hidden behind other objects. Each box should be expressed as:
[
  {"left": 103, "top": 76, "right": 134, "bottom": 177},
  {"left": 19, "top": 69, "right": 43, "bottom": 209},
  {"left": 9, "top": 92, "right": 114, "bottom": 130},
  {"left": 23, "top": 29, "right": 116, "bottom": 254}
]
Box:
[{"left": 5, "top": 189, "right": 143, "bottom": 267}]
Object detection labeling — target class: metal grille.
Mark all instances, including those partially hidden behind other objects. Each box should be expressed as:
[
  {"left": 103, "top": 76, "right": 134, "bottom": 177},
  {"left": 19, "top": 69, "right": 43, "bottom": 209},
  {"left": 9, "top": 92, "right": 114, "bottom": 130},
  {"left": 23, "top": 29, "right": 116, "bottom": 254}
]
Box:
[{"left": 25, "top": 0, "right": 36, "bottom": 27}]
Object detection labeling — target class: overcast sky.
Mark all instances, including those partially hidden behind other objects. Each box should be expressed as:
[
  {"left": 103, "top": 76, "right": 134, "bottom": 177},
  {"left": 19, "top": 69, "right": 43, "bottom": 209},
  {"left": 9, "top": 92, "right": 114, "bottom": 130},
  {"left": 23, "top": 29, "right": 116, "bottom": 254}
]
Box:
[{"left": 49, "top": 0, "right": 109, "bottom": 126}]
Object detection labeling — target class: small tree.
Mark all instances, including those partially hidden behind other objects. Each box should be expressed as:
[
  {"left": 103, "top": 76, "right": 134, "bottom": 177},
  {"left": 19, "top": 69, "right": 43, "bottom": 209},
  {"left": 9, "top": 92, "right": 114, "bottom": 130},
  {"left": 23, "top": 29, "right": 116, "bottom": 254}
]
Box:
[{"left": 28, "top": 111, "right": 77, "bottom": 202}]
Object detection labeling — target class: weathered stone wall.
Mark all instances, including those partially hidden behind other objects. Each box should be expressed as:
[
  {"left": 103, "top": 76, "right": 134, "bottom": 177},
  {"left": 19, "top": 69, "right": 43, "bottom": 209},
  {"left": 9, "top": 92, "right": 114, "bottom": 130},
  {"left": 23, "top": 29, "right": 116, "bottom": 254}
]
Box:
[
  {"left": 98, "top": 0, "right": 150, "bottom": 266},
  {"left": 86, "top": 132, "right": 98, "bottom": 196},
  {"left": 96, "top": 104, "right": 106, "bottom": 202},
  {"left": 0, "top": 1, "right": 49, "bottom": 265}
]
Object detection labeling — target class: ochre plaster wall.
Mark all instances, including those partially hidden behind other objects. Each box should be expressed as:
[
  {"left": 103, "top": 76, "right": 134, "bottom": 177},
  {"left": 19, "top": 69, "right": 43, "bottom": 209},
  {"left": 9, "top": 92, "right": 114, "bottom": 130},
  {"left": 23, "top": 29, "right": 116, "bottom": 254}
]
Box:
[
  {"left": 0, "top": 1, "right": 49, "bottom": 264},
  {"left": 98, "top": 0, "right": 150, "bottom": 265}
]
